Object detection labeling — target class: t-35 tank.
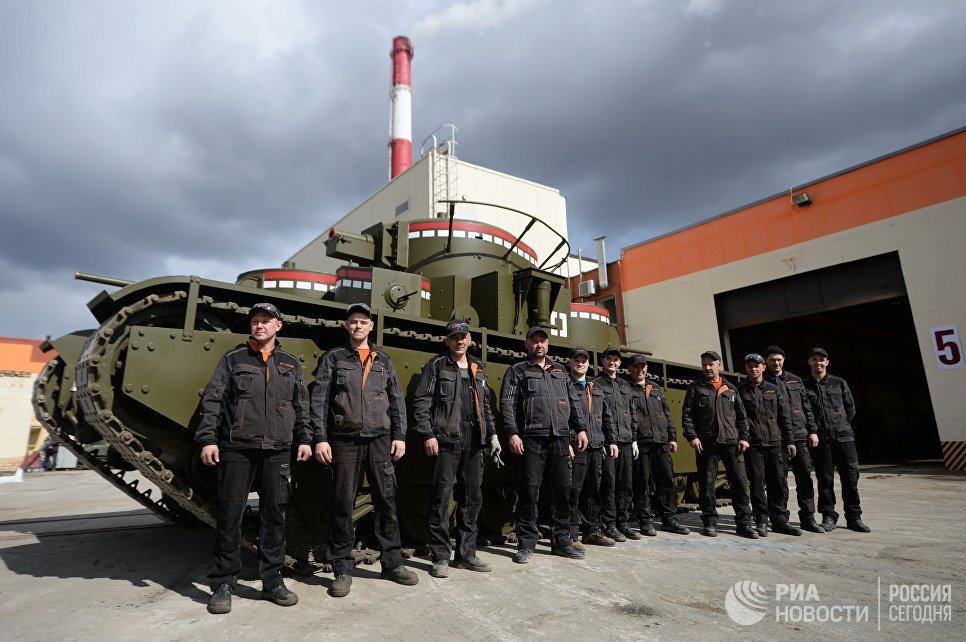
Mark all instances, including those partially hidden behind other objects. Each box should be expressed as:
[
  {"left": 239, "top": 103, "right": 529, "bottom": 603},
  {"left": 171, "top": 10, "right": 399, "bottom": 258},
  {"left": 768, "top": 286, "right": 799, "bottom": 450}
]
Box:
[{"left": 32, "top": 201, "right": 709, "bottom": 567}]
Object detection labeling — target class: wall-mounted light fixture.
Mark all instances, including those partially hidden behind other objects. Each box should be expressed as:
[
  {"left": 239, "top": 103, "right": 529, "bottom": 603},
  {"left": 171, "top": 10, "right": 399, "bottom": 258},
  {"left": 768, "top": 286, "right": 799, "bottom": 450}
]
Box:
[{"left": 792, "top": 192, "right": 812, "bottom": 207}]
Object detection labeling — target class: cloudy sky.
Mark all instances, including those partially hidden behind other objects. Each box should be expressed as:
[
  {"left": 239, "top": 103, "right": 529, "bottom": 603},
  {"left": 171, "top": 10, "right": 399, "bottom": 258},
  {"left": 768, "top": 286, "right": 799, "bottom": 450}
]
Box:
[{"left": 2, "top": 0, "right": 964, "bottom": 339}]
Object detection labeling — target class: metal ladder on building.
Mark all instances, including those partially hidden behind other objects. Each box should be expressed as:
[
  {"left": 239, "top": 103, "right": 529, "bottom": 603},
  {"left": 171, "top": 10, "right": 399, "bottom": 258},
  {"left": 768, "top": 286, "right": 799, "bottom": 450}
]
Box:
[{"left": 421, "top": 124, "right": 459, "bottom": 217}]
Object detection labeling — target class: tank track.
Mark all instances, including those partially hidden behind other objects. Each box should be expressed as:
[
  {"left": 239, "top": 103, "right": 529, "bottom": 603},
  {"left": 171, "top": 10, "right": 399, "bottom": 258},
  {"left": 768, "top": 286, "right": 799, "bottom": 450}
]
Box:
[{"left": 32, "top": 357, "right": 179, "bottom": 523}]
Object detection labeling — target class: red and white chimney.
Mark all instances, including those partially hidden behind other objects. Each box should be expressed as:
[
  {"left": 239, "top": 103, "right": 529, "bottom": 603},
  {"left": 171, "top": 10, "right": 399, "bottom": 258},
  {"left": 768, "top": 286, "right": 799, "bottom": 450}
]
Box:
[{"left": 389, "top": 36, "right": 414, "bottom": 180}]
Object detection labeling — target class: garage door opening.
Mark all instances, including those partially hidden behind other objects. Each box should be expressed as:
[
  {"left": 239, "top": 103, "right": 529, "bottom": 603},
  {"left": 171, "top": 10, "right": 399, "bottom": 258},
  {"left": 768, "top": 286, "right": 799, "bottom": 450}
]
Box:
[{"left": 715, "top": 253, "right": 940, "bottom": 464}]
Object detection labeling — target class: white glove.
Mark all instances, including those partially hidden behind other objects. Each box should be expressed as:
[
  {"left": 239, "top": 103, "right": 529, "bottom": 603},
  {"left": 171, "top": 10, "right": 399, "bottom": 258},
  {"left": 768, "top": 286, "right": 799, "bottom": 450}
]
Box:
[
  {"left": 487, "top": 435, "right": 505, "bottom": 468},
  {"left": 787, "top": 444, "right": 797, "bottom": 459},
  {"left": 632, "top": 441, "right": 639, "bottom": 460}
]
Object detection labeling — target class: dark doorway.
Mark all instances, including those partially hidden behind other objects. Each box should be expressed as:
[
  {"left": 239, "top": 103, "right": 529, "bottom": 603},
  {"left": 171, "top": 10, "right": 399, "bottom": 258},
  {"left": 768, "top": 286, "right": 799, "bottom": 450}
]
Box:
[{"left": 723, "top": 296, "right": 940, "bottom": 463}]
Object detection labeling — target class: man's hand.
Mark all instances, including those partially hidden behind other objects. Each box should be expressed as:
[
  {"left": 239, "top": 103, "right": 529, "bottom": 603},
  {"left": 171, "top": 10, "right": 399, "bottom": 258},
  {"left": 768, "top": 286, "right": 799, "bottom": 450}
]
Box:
[
  {"left": 296, "top": 444, "right": 312, "bottom": 462},
  {"left": 568, "top": 445, "right": 575, "bottom": 461},
  {"left": 201, "top": 444, "right": 219, "bottom": 466},
  {"left": 738, "top": 440, "right": 750, "bottom": 453},
  {"left": 632, "top": 441, "right": 640, "bottom": 460},
  {"left": 689, "top": 438, "right": 702, "bottom": 454},
  {"left": 669, "top": 441, "right": 678, "bottom": 453},
  {"left": 577, "top": 431, "right": 588, "bottom": 452},
  {"left": 391, "top": 439, "right": 407, "bottom": 462},
  {"left": 487, "top": 435, "right": 505, "bottom": 468},
  {"left": 509, "top": 434, "right": 524, "bottom": 455},
  {"left": 424, "top": 437, "right": 439, "bottom": 457},
  {"left": 786, "top": 443, "right": 797, "bottom": 459},
  {"left": 608, "top": 444, "right": 619, "bottom": 459},
  {"left": 808, "top": 434, "right": 819, "bottom": 448},
  {"left": 314, "top": 441, "right": 333, "bottom": 465}
]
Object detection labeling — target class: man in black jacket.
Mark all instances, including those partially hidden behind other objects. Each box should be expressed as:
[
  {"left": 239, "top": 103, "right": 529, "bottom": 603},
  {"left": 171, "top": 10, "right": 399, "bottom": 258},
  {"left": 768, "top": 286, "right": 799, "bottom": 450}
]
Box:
[
  {"left": 627, "top": 354, "right": 689, "bottom": 536},
  {"left": 682, "top": 350, "right": 757, "bottom": 539},
  {"left": 763, "top": 345, "right": 824, "bottom": 533},
  {"left": 196, "top": 302, "right": 312, "bottom": 614},
  {"left": 311, "top": 303, "right": 419, "bottom": 597},
  {"left": 567, "top": 347, "right": 616, "bottom": 549},
  {"left": 803, "top": 347, "right": 870, "bottom": 533},
  {"left": 501, "top": 327, "right": 587, "bottom": 564},
  {"left": 412, "top": 319, "right": 501, "bottom": 578},
  {"left": 738, "top": 353, "right": 801, "bottom": 537},
  {"left": 594, "top": 347, "right": 637, "bottom": 542}
]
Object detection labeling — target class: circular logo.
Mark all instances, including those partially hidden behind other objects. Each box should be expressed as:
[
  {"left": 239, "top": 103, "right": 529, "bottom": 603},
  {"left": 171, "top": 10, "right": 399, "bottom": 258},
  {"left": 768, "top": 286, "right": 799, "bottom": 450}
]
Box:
[{"left": 725, "top": 580, "right": 770, "bottom": 625}]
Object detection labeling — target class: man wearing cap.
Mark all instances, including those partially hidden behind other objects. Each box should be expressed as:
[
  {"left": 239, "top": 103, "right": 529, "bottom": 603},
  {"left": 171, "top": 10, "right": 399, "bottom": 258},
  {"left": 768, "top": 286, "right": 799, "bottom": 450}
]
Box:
[
  {"left": 594, "top": 347, "right": 637, "bottom": 542},
  {"left": 501, "top": 326, "right": 588, "bottom": 564},
  {"left": 626, "top": 354, "right": 689, "bottom": 536},
  {"left": 311, "top": 302, "right": 418, "bottom": 597},
  {"left": 412, "top": 319, "right": 501, "bottom": 578},
  {"left": 196, "top": 302, "right": 313, "bottom": 614},
  {"left": 682, "top": 350, "right": 758, "bottom": 538},
  {"left": 803, "top": 348, "right": 870, "bottom": 533},
  {"left": 763, "top": 346, "right": 824, "bottom": 533},
  {"left": 567, "top": 347, "right": 616, "bottom": 549},
  {"left": 738, "top": 353, "right": 801, "bottom": 537}
]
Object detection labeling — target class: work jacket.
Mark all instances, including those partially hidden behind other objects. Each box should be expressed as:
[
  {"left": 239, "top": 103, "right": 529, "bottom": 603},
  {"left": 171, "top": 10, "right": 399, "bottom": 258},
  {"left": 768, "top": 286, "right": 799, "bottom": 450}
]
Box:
[
  {"left": 629, "top": 379, "right": 677, "bottom": 444},
  {"left": 737, "top": 379, "right": 792, "bottom": 447},
  {"left": 500, "top": 359, "right": 584, "bottom": 439},
  {"left": 196, "top": 340, "right": 311, "bottom": 450},
  {"left": 803, "top": 373, "right": 856, "bottom": 442},
  {"left": 594, "top": 375, "right": 634, "bottom": 444},
  {"left": 764, "top": 369, "right": 817, "bottom": 442},
  {"left": 569, "top": 375, "right": 611, "bottom": 449},
  {"left": 412, "top": 352, "right": 496, "bottom": 443},
  {"left": 681, "top": 376, "right": 749, "bottom": 445},
  {"left": 310, "top": 343, "right": 407, "bottom": 442}
]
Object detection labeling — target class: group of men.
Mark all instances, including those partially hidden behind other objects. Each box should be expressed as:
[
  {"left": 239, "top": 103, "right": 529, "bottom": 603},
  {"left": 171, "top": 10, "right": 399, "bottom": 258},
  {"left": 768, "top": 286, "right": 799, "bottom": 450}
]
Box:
[{"left": 195, "top": 303, "right": 868, "bottom": 615}]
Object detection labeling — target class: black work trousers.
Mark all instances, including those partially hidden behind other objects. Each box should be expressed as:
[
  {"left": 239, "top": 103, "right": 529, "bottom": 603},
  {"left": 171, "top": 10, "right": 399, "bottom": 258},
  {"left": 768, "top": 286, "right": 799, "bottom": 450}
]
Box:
[
  {"left": 633, "top": 441, "right": 676, "bottom": 522},
  {"left": 575, "top": 447, "right": 604, "bottom": 537},
  {"left": 516, "top": 435, "right": 572, "bottom": 551},
  {"left": 784, "top": 440, "right": 818, "bottom": 523},
  {"left": 744, "top": 444, "right": 790, "bottom": 525},
  {"left": 327, "top": 435, "right": 402, "bottom": 576},
  {"left": 695, "top": 441, "right": 752, "bottom": 528},
  {"left": 428, "top": 429, "right": 485, "bottom": 563},
  {"left": 208, "top": 448, "right": 289, "bottom": 591},
  {"left": 600, "top": 442, "right": 633, "bottom": 529},
  {"left": 812, "top": 437, "right": 862, "bottom": 523}
]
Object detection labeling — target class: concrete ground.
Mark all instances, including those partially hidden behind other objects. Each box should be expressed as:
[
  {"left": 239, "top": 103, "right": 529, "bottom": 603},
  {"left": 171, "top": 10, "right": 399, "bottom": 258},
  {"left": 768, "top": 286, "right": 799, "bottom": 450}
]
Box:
[{"left": 0, "top": 464, "right": 963, "bottom": 641}]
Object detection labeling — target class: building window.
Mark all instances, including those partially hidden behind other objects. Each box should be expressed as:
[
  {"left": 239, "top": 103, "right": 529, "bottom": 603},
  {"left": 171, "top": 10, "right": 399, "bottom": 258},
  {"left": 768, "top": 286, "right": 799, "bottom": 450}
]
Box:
[{"left": 598, "top": 296, "right": 618, "bottom": 326}]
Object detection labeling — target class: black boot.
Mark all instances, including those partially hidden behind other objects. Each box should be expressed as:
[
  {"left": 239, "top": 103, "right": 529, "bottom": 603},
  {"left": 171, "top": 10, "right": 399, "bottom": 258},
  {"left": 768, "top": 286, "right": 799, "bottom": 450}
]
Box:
[
  {"left": 846, "top": 519, "right": 871, "bottom": 533},
  {"left": 661, "top": 517, "right": 690, "bottom": 535},
  {"left": 207, "top": 583, "right": 232, "bottom": 614},
  {"left": 801, "top": 518, "right": 825, "bottom": 533},
  {"left": 638, "top": 520, "right": 657, "bottom": 536},
  {"left": 772, "top": 520, "right": 803, "bottom": 536},
  {"left": 754, "top": 517, "right": 768, "bottom": 538}
]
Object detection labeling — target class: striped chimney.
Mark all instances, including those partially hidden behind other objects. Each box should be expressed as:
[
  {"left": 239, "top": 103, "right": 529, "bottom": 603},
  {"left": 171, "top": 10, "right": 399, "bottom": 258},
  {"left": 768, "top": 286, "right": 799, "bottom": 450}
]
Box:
[{"left": 389, "top": 36, "right": 414, "bottom": 180}]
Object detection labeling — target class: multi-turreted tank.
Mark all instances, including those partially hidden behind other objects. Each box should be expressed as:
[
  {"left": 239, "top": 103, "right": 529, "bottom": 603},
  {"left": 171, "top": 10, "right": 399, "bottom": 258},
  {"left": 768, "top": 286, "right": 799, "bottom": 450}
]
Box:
[{"left": 32, "top": 201, "right": 709, "bottom": 567}]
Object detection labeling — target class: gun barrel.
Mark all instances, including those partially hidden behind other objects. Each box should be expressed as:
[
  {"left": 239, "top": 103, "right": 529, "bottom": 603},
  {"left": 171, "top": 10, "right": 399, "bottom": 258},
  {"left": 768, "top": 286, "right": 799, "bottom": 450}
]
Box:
[{"left": 74, "top": 272, "right": 134, "bottom": 288}]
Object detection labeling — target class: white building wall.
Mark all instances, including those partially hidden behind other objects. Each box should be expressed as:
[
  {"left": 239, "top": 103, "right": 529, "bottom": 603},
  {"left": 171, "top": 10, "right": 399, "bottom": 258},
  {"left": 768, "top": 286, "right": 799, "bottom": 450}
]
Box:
[{"left": 0, "top": 373, "right": 36, "bottom": 464}]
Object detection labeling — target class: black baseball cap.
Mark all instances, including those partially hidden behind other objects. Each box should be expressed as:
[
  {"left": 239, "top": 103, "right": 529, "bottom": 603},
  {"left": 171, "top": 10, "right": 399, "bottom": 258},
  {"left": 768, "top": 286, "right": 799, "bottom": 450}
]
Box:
[
  {"left": 347, "top": 302, "right": 372, "bottom": 319},
  {"left": 744, "top": 353, "right": 765, "bottom": 364},
  {"left": 249, "top": 302, "right": 282, "bottom": 320},
  {"left": 446, "top": 319, "right": 470, "bottom": 337},
  {"left": 570, "top": 346, "right": 590, "bottom": 359},
  {"left": 627, "top": 353, "right": 648, "bottom": 367},
  {"left": 600, "top": 346, "right": 622, "bottom": 358},
  {"left": 700, "top": 350, "right": 722, "bottom": 362},
  {"left": 526, "top": 326, "right": 549, "bottom": 339},
  {"left": 808, "top": 347, "right": 830, "bottom": 359},
  {"left": 764, "top": 345, "right": 785, "bottom": 358}
]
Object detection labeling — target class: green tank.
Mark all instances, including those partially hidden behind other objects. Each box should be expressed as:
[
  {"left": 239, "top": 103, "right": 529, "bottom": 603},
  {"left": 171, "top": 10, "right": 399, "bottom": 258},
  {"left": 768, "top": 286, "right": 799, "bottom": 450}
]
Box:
[{"left": 32, "top": 202, "right": 711, "bottom": 568}]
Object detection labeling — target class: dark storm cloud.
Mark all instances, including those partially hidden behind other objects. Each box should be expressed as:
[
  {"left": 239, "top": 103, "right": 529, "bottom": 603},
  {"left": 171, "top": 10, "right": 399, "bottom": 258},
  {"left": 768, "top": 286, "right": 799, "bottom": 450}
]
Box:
[{"left": 1, "top": 0, "right": 964, "bottom": 338}]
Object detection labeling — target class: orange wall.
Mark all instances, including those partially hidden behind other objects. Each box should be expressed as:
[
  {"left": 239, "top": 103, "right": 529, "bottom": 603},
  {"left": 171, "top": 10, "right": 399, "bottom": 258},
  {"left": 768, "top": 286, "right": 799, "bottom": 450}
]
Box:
[
  {"left": 0, "top": 338, "right": 50, "bottom": 374},
  {"left": 621, "top": 131, "right": 966, "bottom": 290}
]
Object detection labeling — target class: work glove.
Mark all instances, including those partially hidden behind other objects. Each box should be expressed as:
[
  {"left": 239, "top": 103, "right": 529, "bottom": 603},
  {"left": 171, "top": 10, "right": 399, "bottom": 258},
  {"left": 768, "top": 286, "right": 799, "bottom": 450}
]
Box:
[
  {"left": 786, "top": 444, "right": 797, "bottom": 459},
  {"left": 632, "top": 441, "right": 639, "bottom": 460},
  {"left": 487, "top": 435, "right": 505, "bottom": 468}
]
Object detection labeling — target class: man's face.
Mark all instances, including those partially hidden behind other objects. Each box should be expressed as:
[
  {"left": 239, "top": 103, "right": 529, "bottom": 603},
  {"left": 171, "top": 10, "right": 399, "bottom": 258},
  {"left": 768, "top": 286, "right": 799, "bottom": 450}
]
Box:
[
  {"left": 445, "top": 332, "right": 470, "bottom": 358},
  {"left": 525, "top": 333, "right": 549, "bottom": 360},
  {"left": 809, "top": 355, "right": 829, "bottom": 378},
  {"left": 630, "top": 363, "right": 648, "bottom": 383},
  {"left": 601, "top": 353, "right": 621, "bottom": 376},
  {"left": 344, "top": 313, "right": 373, "bottom": 343},
  {"left": 745, "top": 361, "right": 765, "bottom": 381},
  {"left": 701, "top": 357, "right": 721, "bottom": 380},
  {"left": 569, "top": 355, "right": 589, "bottom": 377},
  {"left": 766, "top": 353, "right": 784, "bottom": 375},
  {"left": 250, "top": 311, "right": 282, "bottom": 343}
]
